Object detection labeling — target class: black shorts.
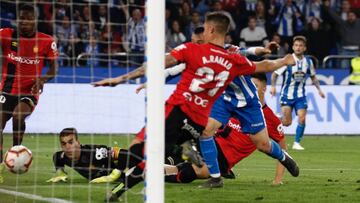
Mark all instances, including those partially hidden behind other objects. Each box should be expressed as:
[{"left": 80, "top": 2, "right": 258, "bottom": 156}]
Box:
[
  {"left": 0, "top": 93, "right": 37, "bottom": 114},
  {"left": 165, "top": 104, "right": 205, "bottom": 158}
]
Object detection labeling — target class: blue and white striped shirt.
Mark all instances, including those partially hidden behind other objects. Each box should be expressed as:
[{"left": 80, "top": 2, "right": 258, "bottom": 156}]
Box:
[
  {"left": 222, "top": 75, "right": 258, "bottom": 108},
  {"left": 275, "top": 54, "right": 315, "bottom": 100},
  {"left": 221, "top": 46, "right": 259, "bottom": 107}
]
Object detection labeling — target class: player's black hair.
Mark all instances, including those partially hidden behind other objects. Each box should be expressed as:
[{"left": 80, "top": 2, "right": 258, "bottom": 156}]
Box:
[
  {"left": 60, "top": 128, "right": 78, "bottom": 140},
  {"left": 19, "top": 3, "right": 36, "bottom": 14},
  {"left": 194, "top": 27, "right": 204, "bottom": 34},
  {"left": 251, "top": 73, "right": 267, "bottom": 84},
  {"left": 205, "top": 12, "right": 230, "bottom": 34}
]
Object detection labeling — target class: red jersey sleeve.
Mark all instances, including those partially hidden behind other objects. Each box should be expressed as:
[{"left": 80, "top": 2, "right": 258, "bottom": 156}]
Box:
[
  {"left": 45, "top": 37, "right": 59, "bottom": 59},
  {"left": 234, "top": 54, "right": 256, "bottom": 75},
  {"left": 170, "top": 42, "right": 194, "bottom": 63},
  {"left": 0, "top": 28, "right": 12, "bottom": 42}
]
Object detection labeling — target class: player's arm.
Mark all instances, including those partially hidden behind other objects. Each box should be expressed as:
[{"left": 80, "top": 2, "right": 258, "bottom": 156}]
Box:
[
  {"left": 32, "top": 39, "right": 59, "bottom": 94},
  {"left": 32, "top": 56, "right": 58, "bottom": 94},
  {"left": 46, "top": 153, "right": 68, "bottom": 183},
  {"left": 42, "top": 59, "right": 58, "bottom": 82},
  {"left": 254, "top": 54, "right": 295, "bottom": 73},
  {"left": 136, "top": 63, "right": 185, "bottom": 93},
  {"left": 165, "top": 54, "right": 180, "bottom": 68},
  {"left": 90, "top": 146, "right": 122, "bottom": 183},
  {"left": 252, "top": 42, "right": 279, "bottom": 56},
  {"left": 270, "top": 72, "right": 279, "bottom": 96},
  {"left": 227, "top": 42, "right": 279, "bottom": 56},
  {"left": 92, "top": 53, "right": 179, "bottom": 87},
  {"left": 92, "top": 65, "right": 146, "bottom": 87},
  {"left": 308, "top": 59, "right": 325, "bottom": 98},
  {"left": 310, "top": 75, "right": 325, "bottom": 98}
]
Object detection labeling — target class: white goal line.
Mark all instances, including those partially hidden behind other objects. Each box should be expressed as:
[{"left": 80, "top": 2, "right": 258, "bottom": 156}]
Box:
[{"left": 0, "top": 188, "right": 73, "bottom": 203}]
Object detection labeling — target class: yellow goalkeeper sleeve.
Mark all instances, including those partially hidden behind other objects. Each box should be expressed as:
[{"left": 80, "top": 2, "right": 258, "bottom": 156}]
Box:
[
  {"left": 90, "top": 169, "right": 121, "bottom": 183},
  {"left": 46, "top": 169, "right": 68, "bottom": 183}
]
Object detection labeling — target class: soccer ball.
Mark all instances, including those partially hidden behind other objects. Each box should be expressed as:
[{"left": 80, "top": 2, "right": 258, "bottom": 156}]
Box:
[{"left": 4, "top": 145, "right": 33, "bottom": 174}]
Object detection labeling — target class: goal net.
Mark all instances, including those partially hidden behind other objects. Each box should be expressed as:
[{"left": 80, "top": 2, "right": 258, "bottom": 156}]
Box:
[{"left": 0, "top": 0, "right": 164, "bottom": 202}]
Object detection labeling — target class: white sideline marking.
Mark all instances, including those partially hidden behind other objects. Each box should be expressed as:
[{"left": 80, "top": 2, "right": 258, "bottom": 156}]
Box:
[{"left": 0, "top": 188, "right": 73, "bottom": 203}]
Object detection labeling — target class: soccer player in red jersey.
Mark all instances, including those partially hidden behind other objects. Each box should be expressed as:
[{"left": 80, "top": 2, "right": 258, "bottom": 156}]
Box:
[
  {"left": 165, "top": 73, "right": 287, "bottom": 185},
  {"left": 0, "top": 4, "right": 58, "bottom": 182},
  {"left": 105, "top": 12, "right": 295, "bottom": 201}
]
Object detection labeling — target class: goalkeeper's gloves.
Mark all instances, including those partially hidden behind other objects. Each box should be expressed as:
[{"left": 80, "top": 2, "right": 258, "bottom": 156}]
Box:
[
  {"left": 46, "top": 169, "right": 68, "bottom": 183},
  {"left": 90, "top": 169, "right": 121, "bottom": 183}
]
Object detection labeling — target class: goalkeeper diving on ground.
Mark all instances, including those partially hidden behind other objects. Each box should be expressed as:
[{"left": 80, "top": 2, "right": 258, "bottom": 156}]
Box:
[{"left": 46, "top": 127, "right": 144, "bottom": 183}]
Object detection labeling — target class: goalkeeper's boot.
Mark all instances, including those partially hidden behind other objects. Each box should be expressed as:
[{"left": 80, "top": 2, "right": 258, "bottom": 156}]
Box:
[
  {"left": 0, "top": 162, "right": 5, "bottom": 183},
  {"left": 91, "top": 169, "right": 122, "bottom": 183},
  {"left": 198, "top": 177, "right": 223, "bottom": 188},
  {"left": 105, "top": 182, "right": 126, "bottom": 202},
  {"left": 181, "top": 140, "right": 204, "bottom": 167},
  {"left": 280, "top": 151, "right": 299, "bottom": 177}
]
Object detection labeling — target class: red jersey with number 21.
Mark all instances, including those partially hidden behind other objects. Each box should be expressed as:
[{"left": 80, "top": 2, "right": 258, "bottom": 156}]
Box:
[{"left": 169, "top": 42, "right": 256, "bottom": 126}]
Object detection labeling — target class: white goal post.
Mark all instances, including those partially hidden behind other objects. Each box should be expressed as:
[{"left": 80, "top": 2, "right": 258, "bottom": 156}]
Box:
[{"left": 145, "top": 1, "right": 165, "bottom": 203}]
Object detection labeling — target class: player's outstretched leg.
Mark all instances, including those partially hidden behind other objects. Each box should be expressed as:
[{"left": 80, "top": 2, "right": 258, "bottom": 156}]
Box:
[
  {"left": 197, "top": 118, "right": 224, "bottom": 188},
  {"left": 0, "top": 131, "right": 3, "bottom": 183},
  {"left": 198, "top": 137, "right": 223, "bottom": 188},
  {"left": 0, "top": 133, "right": 4, "bottom": 183},
  {"left": 280, "top": 151, "right": 299, "bottom": 177},
  {"left": 293, "top": 123, "right": 305, "bottom": 150},
  {"left": 105, "top": 162, "right": 145, "bottom": 202},
  {"left": 12, "top": 102, "right": 32, "bottom": 146},
  {"left": 250, "top": 129, "right": 299, "bottom": 177},
  {"left": 0, "top": 112, "right": 11, "bottom": 184},
  {"left": 293, "top": 108, "right": 307, "bottom": 150},
  {"left": 268, "top": 140, "right": 299, "bottom": 177},
  {"left": 165, "top": 162, "right": 198, "bottom": 183}
]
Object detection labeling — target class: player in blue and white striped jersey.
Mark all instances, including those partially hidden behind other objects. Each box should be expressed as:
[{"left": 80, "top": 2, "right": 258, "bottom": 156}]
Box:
[{"left": 270, "top": 36, "right": 325, "bottom": 151}]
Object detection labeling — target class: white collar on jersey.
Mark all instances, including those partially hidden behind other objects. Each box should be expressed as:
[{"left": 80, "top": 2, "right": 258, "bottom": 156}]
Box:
[{"left": 292, "top": 53, "right": 305, "bottom": 61}]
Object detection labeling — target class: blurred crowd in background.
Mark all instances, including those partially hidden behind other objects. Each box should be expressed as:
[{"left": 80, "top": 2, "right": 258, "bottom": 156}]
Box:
[{"left": 0, "top": 0, "right": 360, "bottom": 68}]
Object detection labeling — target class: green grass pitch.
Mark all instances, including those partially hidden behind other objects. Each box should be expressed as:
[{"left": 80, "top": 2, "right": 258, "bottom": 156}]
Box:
[{"left": 0, "top": 134, "right": 360, "bottom": 203}]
